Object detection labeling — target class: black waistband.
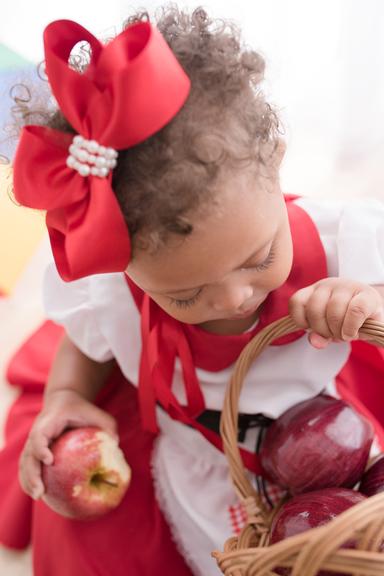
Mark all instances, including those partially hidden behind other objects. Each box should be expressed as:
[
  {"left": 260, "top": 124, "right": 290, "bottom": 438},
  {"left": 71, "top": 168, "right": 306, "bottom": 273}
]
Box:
[
  {"left": 156, "top": 403, "right": 273, "bottom": 443},
  {"left": 195, "top": 409, "right": 273, "bottom": 442}
]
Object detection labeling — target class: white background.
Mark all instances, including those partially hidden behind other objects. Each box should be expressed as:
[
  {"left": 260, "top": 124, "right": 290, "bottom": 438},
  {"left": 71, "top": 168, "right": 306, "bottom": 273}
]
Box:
[{"left": 1, "top": 0, "right": 384, "bottom": 199}]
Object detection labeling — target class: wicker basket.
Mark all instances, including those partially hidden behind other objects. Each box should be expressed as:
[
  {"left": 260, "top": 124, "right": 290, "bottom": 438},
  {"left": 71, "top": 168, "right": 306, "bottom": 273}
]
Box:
[{"left": 213, "top": 316, "right": 384, "bottom": 576}]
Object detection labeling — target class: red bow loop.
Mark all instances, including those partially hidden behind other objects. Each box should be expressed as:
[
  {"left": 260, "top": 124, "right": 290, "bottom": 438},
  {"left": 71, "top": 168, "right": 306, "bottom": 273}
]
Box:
[
  {"left": 46, "top": 176, "right": 130, "bottom": 280},
  {"left": 93, "top": 24, "right": 190, "bottom": 147},
  {"left": 13, "top": 126, "right": 85, "bottom": 210},
  {"left": 44, "top": 20, "right": 104, "bottom": 137},
  {"left": 43, "top": 20, "right": 191, "bottom": 147},
  {"left": 13, "top": 125, "right": 130, "bottom": 281}
]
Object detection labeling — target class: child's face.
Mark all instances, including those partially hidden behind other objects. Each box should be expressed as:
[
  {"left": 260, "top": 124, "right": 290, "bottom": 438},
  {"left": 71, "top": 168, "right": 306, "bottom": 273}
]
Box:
[{"left": 126, "top": 169, "right": 293, "bottom": 326}]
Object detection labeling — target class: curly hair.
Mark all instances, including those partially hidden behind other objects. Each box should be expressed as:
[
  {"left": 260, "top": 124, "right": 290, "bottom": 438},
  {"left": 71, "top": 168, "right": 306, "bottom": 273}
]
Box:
[{"left": 10, "top": 4, "right": 282, "bottom": 253}]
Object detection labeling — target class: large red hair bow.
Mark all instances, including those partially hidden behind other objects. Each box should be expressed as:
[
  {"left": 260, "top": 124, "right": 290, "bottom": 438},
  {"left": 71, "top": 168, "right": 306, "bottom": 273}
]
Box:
[{"left": 13, "top": 20, "right": 191, "bottom": 281}]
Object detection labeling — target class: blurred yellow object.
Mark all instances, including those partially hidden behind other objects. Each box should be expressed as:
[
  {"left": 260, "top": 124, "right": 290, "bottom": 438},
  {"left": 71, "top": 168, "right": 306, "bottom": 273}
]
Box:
[{"left": 0, "top": 164, "right": 46, "bottom": 294}]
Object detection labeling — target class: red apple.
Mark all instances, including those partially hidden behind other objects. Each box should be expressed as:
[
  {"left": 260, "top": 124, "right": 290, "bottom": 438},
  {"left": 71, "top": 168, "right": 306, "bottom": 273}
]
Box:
[
  {"left": 359, "top": 455, "right": 384, "bottom": 497},
  {"left": 259, "top": 395, "right": 374, "bottom": 494},
  {"left": 42, "top": 426, "right": 131, "bottom": 519},
  {"left": 270, "top": 487, "right": 366, "bottom": 575}
]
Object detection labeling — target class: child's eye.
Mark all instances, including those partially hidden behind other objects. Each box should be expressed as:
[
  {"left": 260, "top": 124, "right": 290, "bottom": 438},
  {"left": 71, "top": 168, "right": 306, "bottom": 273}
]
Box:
[
  {"left": 168, "top": 246, "right": 276, "bottom": 310},
  {"left": 170, "top": 289, "right": 203, "bottom": 309},
  {"left": 252, "top": 246, "right": 276, "bottom": 272}
]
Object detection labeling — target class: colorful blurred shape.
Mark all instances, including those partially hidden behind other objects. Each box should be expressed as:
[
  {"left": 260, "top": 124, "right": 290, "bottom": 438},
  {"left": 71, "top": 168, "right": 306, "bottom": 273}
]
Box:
[{"left": 0, "top": 46, "right": 46, "bottom": 294}]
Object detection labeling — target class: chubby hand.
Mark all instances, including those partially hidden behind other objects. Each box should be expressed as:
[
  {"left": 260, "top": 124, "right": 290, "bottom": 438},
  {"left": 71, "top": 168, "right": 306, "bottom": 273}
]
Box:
[
  {"left": 289, "top": 278, "right": 384, "bottom": 349},
  {"left": 19, "top": 389, "right": 117, "bottom": 501}
]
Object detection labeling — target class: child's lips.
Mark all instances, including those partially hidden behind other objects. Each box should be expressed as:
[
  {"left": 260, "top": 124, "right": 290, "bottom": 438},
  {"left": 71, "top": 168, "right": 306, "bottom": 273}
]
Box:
[{"left": 229, "top": 297, "right": 267, "bottom": 319}]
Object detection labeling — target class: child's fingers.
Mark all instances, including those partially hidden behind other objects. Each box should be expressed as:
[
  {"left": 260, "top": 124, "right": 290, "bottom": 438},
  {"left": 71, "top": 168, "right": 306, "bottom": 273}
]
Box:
[
  {"left": 28, "top": 430, "right": 54, "bottom": 465},
  {"left": 290, "top": 280, "right": 384, "bottom": 346},
  {"left": 290, "top": 285, "right": 333, "bottom": 338},
  {"left": 308, "top": 332, "right": 331, "bottom": 349},
  {"left": 341, "top": 292, "right": 374, "bottom": 340},
  {"left": 19, "top": 446, "right": 45, "bottom": 499},
  {"left": 302, "top": 286, "right": 333, "bottom": 339},
  {"left": 324, "top": 289, "right": 351, "bottom": 339},
  {"left": 288, "top": 285, "right": 312, "bottom": 328}
]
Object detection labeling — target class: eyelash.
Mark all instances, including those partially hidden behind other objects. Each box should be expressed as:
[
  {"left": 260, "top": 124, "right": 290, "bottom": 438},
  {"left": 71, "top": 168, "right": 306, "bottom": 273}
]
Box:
[
  {"left": 170, "top": 290, "right": 203, "bottom": 309},
  {"left": 253, "top": 246, "right": 276, "bottom": 271},
  {"left": 170, "top": 246, "right": 276, "bottom": 309}
]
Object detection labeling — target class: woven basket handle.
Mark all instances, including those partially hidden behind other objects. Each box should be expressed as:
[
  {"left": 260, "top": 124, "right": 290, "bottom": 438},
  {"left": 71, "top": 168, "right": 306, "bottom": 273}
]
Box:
[{"left": 220, "top": 316, "right": 384, "bottom": 520}]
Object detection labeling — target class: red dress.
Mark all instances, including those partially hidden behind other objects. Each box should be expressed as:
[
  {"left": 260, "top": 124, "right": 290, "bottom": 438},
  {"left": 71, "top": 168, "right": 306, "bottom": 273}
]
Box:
[{"left": 0, "top": 197, "right": 383, "bottom": 575}]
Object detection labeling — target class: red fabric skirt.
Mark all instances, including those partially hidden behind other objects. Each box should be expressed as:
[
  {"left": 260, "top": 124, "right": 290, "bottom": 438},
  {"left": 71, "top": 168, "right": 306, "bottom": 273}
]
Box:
[{"left": 0, "top": 320, "right": 193, "bottom": 576}]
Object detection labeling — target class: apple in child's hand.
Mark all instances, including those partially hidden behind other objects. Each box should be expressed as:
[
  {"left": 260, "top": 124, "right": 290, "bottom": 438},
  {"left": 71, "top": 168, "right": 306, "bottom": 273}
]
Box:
[
  {"left": 42, "top": 427, "right": 131, "bottom": 520},
  {"left": 359, "top": 455, "right": 384, "bottom": 497},
  {"left": 270, "top": 487, "right": 366, "bottom": 576},
  {"left": 259, "top": 394, "right": 374, "bottom": 494}
]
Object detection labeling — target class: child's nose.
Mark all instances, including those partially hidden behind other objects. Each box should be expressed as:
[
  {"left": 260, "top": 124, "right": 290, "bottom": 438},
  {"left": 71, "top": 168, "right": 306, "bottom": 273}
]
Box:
[{"left": 212, "top": 284, "right": 254, "bottom": 313}]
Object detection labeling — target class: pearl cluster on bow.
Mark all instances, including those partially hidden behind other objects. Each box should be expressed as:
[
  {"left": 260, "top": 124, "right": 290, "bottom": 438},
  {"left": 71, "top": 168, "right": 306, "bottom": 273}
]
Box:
[{"left": 66, "top": 135, "right": 118, "bottom": 178}]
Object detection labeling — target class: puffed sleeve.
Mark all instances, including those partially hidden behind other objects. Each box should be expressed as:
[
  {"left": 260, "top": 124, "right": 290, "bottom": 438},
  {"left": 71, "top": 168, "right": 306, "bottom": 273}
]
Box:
[
  {"left": 43, "top": 263, "right": 114, "bottom": 362},
  {"left": 295, "top": 196, "right": 384, "bottom": 284}
]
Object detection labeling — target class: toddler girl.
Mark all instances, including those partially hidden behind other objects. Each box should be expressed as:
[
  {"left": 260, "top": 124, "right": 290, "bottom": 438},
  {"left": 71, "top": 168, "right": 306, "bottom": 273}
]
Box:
[{"left": 1, "top": 6, "right": 384, "bottom": 576}]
